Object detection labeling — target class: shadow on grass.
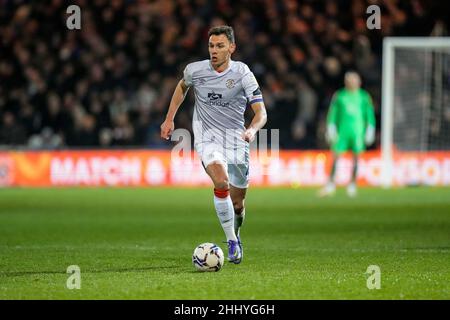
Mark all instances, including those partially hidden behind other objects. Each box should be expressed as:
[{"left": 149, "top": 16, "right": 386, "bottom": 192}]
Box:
[
  {"left": 0, "top": 266, "right": 184, "bottom": 278},
  {"left": 401, "top": 246, "right": 450, "bottom": 252}
]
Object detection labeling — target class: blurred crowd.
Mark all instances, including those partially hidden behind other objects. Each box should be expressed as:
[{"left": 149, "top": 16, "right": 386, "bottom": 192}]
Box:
[{"left": 0, "top": 0, "right": 447, "bottom": 149}]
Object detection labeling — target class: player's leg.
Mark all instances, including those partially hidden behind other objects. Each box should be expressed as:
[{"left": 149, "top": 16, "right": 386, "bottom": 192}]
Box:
[
  {"left": 226, "top": 146, "right": 249, "bottom": 262},
  {"left": 329, "top": 153, "right": 339, "bottom": 184},
  {"left": 351, "top": 152, "right": 359, "bottom": 183},
  {"left": 318, "top": 153, "right": 338, "bottom": 197},
  {"left": 205, "top": 161, "right": 238, "bottom": 241},
  {"left": 346, "top": 153, "right": 358, "bottom": 197},
  {"left": 204, "top": 161, "right": 241, "bottom": 263},
  {"left": 230, "top": 186, "right": 246, "bottom": 235},
  {"left": 230, "top": 185, "right": 246, "bottom": 258},
  {"left": 228, "top": 157, "right": 249, "bottom": 236},
  {"left": 319, "top": 135, "right": 347, "bottom": 197},
  {"left": 347, "top": 135, "right": 365, "bottom": 197},
  {"left": 230, "top": 186, "right": 246, "bottom": 234}
]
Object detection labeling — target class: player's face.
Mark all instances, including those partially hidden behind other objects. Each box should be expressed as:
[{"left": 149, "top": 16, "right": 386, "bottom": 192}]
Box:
[
  {"left": 345, "top": 74, "right": 361, "bottom": 91},
  {"left": 208, "top": 34, "right": 235, "bottom": 68}
]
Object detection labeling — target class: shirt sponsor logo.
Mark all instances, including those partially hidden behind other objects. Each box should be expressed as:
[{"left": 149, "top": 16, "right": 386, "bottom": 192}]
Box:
[
  {"left": 208, "top": 92, "right": 222, "bottom": 100},
  {"left": 207, "top": 91, "right": 229, "bottom": 107}
]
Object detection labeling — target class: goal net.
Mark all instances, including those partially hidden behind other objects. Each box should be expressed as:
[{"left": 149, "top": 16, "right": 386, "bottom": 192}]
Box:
[{"left": 381, "top": 37, "right": 450, "bottom": 186}]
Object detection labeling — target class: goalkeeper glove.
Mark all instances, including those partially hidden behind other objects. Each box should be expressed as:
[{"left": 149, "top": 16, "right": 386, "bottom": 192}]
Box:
[
  {"left": 365, "top": 125, "right": 375, "bottom": 146},
  {"left": 326, "top": 124, "right": 338, "bottom": 145}
]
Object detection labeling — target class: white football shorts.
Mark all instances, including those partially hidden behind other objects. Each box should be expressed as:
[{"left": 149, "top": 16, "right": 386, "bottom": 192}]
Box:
[{"left": 195, "top": 142, "right": 250, "bottom": 189}]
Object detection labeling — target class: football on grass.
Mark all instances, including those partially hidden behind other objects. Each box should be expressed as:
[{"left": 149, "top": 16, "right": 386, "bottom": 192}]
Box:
[{"left": 192, "top": 243, "right": 224, "bottom": 272}]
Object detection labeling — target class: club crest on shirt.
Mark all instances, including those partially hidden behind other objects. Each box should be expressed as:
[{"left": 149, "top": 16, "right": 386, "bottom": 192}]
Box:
[{"left": 225, "top": 79, "right": 235, "bottom": 89}]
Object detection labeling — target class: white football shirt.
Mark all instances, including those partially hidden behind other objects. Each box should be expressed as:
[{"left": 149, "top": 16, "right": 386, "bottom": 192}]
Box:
[{"left": 183, "top": 59, "right": 263, "bottom": 150}]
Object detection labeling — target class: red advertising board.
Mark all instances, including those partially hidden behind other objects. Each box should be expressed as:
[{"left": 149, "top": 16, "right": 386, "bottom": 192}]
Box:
[{"left": 0, "top": 150, "right": 449, "bottom": 187}]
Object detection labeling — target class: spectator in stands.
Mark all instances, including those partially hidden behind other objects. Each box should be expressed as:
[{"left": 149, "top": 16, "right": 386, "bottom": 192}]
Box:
[
  {"left": 0, "top": 0, "right": 445, "bottom": 149},
  {"left": 0, "top": 112, "right": 27, "bottom": 146}
]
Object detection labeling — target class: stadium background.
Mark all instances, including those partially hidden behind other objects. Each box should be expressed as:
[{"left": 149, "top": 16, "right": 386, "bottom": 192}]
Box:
[
  {"left": 1, "top": 0, "right": 449, "bottom": 188},
  {"left": 1, "top": 0, "right": 448, "bottom": 149}
]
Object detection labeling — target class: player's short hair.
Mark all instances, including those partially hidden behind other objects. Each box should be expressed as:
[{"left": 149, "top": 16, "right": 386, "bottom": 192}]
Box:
[
  {"left": 208, "top": 26, "right": 235, "bottom": 44},
  {"left": 345, "top": 71, "right": 360, "bottom": 80}
]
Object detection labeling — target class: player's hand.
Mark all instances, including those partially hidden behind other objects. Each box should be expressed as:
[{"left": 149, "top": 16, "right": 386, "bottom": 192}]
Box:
[
  {"left": 242, "top": 128, "right": 257, "bottom": 143},
  {"left": 365, "top": 125, "right": 375, "bottom": 146},
  {"left": 160, "top": 119, "right": 175, "bottom": 140},
  {"left": 326, "top": 125, "right": 338, "bottom": 145}
]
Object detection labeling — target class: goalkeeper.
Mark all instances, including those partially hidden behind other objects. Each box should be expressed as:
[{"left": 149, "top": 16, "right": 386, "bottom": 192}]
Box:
[{"left": 319, "top": 71, "right": 376, "bottom": 197}]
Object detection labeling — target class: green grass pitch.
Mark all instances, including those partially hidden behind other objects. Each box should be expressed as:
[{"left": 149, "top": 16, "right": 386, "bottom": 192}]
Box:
[{"left": 0, "top": 187, "right": 449, "bottom": 299}]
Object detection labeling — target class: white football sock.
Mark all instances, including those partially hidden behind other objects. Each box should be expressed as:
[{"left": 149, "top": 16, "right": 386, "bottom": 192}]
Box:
[
  {"left": 234, "top": 209, "right": 245, "bottom": 236},
  {"left": 214, "top": 195, "right": 237, "bottom": 242}
]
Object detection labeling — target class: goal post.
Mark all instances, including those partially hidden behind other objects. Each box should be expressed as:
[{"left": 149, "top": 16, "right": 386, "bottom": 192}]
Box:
[{"left": 381, "top": 37, "right": 450, "bottom": 187}]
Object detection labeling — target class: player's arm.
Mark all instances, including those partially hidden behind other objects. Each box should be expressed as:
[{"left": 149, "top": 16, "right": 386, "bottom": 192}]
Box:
[
  {"left": 160, "top": 79, "right": 190, "bottom": 140},
  {"left": 364, "top": 93, "right": 376, "bottom": 145},
  {"left": 326, "top": 93, "right": 339, "bottom": 144},
  {"left": 241, "top": 71, "right": 267, "bottom": 143},
  {"left": 242, "top": 102, "right": 267, "bottom": 143}
]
